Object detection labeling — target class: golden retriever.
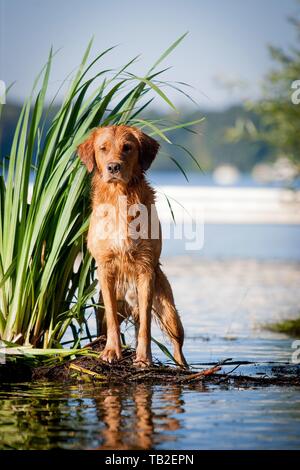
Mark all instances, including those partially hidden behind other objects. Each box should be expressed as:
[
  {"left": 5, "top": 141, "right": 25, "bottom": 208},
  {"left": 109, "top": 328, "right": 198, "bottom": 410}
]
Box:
[{"left": 77, "top": 125, "right": 187, "bottom": 367}]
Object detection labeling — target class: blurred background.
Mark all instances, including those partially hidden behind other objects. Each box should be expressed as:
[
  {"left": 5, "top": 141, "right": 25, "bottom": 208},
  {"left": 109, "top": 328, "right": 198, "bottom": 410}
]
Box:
[
  {"left": 1, "top": 0, "right": 300, "bottom": 339},
  {"left": 2, "top": 0, "right": 300, "bottom": 253},
  {"left": 1, "top": 0, "right": 300, "bottom": 338}
]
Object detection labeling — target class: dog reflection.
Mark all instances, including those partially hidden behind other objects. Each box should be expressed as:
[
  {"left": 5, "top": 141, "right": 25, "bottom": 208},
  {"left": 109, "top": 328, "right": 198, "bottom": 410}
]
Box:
[{"left": 95, "top": 384, "right": 185, "bottom": 450}]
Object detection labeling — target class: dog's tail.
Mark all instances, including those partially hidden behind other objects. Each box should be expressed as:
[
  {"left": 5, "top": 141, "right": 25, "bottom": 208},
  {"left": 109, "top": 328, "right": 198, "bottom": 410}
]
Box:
[{"left": 152, "top": 266, "right": 188, "bottom": 367}]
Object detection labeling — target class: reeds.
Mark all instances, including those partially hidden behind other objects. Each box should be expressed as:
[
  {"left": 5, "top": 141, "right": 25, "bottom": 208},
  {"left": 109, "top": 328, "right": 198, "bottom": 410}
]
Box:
[{"left": 0, "top": 35, "right": 203, "bottom": 350}]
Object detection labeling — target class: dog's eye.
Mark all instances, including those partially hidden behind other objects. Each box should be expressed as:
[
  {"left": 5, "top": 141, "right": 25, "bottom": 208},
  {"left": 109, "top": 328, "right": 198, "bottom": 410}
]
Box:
[
  {"left": 100, "top": 145, "right": 106, "bottom": 151},
  {"left": 123, "top": 143, "right": 131, "bottom": 152}
]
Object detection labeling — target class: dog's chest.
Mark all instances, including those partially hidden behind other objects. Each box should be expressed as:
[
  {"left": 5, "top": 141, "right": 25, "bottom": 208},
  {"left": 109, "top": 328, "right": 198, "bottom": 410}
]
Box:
[{"left": 88, "top": 205, "right": 139, "bottom": 257}]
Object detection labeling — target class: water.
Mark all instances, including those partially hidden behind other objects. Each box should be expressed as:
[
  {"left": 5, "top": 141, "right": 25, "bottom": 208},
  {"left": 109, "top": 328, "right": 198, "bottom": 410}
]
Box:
[
  {"left": 162, "top": 224, "right": 300, "bottom": 260},
  {"left": 1, "top": 256, "right": 300, "bottom": 449},
  {"left": 148, "top": 171, "right": 300, "bottom": 189},
  {"left": 0, "top": 382, "right": 299, "bottom": 450},
  {"left": 1, "top": 175, "right": 300, "bottom": 449}
]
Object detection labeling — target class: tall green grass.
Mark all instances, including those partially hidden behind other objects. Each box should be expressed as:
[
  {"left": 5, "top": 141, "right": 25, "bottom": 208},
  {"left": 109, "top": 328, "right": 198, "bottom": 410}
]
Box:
[{"left": 0, "top": 36, "right": 203, "bottom": 349}]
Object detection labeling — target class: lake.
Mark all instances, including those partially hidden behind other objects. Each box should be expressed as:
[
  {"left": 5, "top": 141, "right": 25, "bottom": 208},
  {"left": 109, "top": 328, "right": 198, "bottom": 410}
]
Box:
[{"left": 0, "top": 174, "right": 300, "bottom": 450}]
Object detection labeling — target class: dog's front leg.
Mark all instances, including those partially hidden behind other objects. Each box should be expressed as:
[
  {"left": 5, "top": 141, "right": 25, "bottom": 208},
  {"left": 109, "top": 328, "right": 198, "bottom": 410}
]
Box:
[
  {"left": 134, "top": 271, "right": 154, "bottom": 367},
  {"left": 99, "top": 268, "right": 122, "bottom": 363}
]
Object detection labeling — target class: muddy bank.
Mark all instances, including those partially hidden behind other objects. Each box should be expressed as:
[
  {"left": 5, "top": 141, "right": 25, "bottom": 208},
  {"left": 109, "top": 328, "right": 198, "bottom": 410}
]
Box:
[{"left": 1, "top": 337, "right": 300, "bottom": 388}]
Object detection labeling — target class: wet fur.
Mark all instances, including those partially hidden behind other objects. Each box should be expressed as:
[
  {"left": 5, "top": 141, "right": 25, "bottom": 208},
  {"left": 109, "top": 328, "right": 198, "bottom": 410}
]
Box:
[{"left": 77, "top": 125, "right": 187, "bottom": 367}]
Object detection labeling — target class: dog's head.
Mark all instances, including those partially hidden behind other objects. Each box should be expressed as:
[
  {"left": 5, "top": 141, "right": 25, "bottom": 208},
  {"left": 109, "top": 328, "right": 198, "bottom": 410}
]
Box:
[{"left": 77, "top": 125, "right": 159, "bottom": 184}]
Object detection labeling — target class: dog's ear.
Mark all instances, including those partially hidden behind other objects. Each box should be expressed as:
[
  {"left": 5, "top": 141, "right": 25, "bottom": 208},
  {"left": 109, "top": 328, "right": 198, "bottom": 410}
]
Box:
[
  {"left": 77, "top": 132, "right": 96, "bottom": 173},
  {"left": 132, "top": 128, "right": 160, "bottom": 171}
]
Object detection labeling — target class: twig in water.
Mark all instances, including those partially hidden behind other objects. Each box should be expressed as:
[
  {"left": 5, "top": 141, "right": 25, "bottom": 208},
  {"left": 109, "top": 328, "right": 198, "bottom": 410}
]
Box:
[{"left": 180, "top": 365, "right": 221, "bottom": 383}]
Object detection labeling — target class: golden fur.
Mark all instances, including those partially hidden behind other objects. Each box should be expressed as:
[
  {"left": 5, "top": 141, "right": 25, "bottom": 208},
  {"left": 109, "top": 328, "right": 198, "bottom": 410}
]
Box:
[{"left": 77, "top": 125, "right": 187, "bottom": 367}]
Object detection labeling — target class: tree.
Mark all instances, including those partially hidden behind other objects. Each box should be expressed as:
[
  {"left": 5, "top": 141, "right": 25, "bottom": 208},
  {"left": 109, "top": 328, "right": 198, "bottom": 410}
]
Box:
[{"left": 227, "top": 7, "right": 300, "bottom": 173}]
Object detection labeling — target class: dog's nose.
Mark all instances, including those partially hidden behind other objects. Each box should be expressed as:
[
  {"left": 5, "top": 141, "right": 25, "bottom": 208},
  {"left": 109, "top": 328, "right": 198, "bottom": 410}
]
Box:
[{"left": 107, "top": 162, "right": 121, "bottom": 174}]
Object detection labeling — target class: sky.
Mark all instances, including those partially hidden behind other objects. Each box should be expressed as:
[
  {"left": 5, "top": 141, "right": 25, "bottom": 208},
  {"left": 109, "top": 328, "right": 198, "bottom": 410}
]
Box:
[{"left": 0, "top": 0, "right": 298, "bottom": 110}]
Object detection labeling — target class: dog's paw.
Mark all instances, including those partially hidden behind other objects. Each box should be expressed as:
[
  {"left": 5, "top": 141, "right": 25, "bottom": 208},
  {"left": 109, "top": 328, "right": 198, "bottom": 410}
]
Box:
[
  {"left": 133, "top": 355, "right": 152, "bottom": 368},
  {"left": 101, "top": 346, "right": 122, "bottom": 363}
]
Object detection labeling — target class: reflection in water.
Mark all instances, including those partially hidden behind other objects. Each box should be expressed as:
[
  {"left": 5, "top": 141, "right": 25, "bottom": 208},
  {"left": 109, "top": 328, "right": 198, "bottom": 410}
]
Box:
[
  {"left": 0, "top": 381, "right": 300, "bottom": 449},
  {"left": 93, "top": 383, "right": 186, "bottom": 450},
  {"left": 0, "top": 382, "right": 186, "bottom": 450}
]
